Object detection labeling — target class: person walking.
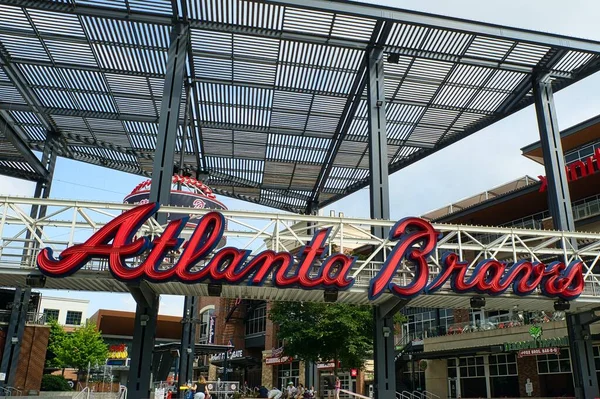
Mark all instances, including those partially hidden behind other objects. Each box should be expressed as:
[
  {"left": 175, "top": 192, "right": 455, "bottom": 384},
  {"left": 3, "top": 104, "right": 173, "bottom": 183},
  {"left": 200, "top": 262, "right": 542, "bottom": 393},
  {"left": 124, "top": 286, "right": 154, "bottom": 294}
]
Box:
[
  {"left": 334, "top": 377, "right": 341, "bottom": 399},
  {"left": 194, "top": 376, "right": 209, "bottom": 399}
]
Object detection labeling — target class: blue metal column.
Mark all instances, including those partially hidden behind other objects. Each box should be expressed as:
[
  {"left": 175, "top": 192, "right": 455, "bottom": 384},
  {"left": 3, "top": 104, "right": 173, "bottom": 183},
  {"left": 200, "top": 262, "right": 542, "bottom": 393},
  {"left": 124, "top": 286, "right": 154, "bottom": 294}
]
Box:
[
  {"left": 533, "top": 74, "right": 598, "bottom": 399},
  {"left": 126, "top": 22, "right": 188, "bottom": 399},
  {"left": 366, "top": 45, "right": 398, "bottom": 399},
  {"left": 0, "top": 288, "right": 31, "bottom": 389}
]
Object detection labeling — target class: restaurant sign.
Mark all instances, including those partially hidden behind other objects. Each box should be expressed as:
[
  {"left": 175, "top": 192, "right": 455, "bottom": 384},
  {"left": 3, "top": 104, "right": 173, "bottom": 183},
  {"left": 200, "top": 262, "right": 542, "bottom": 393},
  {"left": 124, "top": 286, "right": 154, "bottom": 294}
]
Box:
[
  {"left": 37, "top": 203, "right": 584, "bottom": 301},
  {"left": 518, "top": 347, "right": 560, "bottom": 358},
  {"left": 504, "top": 336, "right": 569, "bottom": 352},
  {"left": 210, "top": 349, "right": 243, "bottom": 362}
]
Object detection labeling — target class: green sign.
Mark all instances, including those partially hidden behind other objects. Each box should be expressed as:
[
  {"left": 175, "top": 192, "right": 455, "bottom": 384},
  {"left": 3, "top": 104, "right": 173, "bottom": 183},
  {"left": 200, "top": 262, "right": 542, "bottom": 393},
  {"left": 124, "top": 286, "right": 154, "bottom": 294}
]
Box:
[
  {"left": 504, "top": 336, "right": 568, "bottom": 352},
  {"left": 529, "top": 325, "right": 543, "bottom": 340}
]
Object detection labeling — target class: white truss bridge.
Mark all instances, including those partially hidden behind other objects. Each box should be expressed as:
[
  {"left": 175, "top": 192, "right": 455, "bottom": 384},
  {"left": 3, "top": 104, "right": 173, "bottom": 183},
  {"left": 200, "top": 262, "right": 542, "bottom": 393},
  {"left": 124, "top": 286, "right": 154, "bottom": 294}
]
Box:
[{"left": 1, "top": 196, "right": 600, "bottom": 312}]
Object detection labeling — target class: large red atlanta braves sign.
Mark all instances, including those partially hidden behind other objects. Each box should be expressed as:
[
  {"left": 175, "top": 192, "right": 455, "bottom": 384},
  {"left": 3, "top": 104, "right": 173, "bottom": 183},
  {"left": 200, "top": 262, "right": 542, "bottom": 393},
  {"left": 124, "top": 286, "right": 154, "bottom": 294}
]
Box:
[{"left": 37, "top": 203, "right": 584, "bottom": 301}]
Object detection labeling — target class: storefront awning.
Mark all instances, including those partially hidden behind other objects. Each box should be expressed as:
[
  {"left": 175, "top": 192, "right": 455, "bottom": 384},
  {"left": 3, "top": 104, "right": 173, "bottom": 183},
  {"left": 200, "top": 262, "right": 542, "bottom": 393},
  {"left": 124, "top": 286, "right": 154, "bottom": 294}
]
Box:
[{"left": 399, "top": 345, "right": 504, "bottom": 361}]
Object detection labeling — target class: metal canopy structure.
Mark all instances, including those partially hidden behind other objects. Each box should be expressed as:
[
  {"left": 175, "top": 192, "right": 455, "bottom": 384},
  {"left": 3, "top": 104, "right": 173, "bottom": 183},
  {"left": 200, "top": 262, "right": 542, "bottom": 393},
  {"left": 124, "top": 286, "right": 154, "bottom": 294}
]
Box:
[{"left": 1, "top": 1, "right": 600, "bottom": 214}]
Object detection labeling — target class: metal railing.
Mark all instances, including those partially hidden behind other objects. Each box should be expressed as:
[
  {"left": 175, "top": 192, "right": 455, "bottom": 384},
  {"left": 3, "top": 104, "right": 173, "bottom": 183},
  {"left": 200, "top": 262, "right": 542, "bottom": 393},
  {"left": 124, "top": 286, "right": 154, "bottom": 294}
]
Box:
[
  {"left": 340, "top": 389, "right": 370, "bottom": 399},
  {"left": 0, "top": 310, "right": 47, "bottom": 325}
]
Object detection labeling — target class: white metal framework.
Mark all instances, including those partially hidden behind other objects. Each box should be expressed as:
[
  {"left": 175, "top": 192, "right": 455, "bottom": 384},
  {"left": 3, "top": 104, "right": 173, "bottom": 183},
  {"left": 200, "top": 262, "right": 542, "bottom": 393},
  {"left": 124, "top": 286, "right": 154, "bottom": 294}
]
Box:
[
  {"left": 1, "top": 0, "right": 600, "bottom": 212},
  {"left": 1, "top": 196, "right": 599, "bottom": 312}
]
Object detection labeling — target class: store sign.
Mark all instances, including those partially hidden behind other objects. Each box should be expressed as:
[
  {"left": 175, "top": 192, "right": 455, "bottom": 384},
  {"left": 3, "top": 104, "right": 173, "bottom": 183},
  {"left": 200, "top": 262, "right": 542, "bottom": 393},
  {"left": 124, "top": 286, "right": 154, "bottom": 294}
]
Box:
[
  {"left": 504, "top": 336, "right": 569, "bottom": 352},
  {"left": 37, "top": 203, "right": 584, "bottom": 301},
  {"left": 539, "top": 148, "right": 600, "bottom": 192},
  {"left": 518, "top": 347, "right": 560, "bottom": 358},
  {"left": 317, "top": 362, "right": 336, "bottom": 369},
  {"left": 265, "top": 356, "right": 293, "bottom": 365},
  {"left": 107, "top": 344, "right": 128, "bottom": 359},
  {"left": 210, "top": 349, "right": 243, "bottom": 362}
]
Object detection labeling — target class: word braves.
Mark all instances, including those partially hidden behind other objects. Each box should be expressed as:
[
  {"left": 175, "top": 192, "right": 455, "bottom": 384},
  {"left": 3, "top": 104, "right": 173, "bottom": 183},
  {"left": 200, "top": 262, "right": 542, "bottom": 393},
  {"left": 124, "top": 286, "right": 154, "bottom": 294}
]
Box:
[{"left": 37, "top": 203, "right": 584, "bottom": 301}]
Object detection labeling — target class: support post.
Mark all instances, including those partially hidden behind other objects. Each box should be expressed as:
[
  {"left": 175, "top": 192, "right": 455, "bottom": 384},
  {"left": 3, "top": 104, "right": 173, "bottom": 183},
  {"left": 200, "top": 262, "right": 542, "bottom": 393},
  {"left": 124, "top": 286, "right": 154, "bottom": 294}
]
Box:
[
  {"left": 23, "top": 131, "right": 58, "bottom": 266},
  {"left": 127, "top": 22, "right": 188, "bottom": 398},
  {"left": 178, "top": 296, "right": 198, "bottom": 384},
  {"left": 127, "top": 283, "right": 159, "bottom": 399},
  {"left": 533, "top": 74, "right": 598, "bottom": 399},
  {"left": 149, "top": 21, "right": 188, "bottom": 224},
  {"left": 0, "top": 288, "right": 31, "bottom": 389},
  {"left": 367, "top": 46, "right": 397, "bottom": 399}
]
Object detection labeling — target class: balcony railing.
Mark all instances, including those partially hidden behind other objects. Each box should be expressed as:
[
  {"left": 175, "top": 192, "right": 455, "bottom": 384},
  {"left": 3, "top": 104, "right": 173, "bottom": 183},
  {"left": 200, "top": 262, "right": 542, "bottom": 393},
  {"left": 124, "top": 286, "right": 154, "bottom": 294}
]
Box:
[{"left": 0, "top": 310, "right": 47, "bottom": 325}]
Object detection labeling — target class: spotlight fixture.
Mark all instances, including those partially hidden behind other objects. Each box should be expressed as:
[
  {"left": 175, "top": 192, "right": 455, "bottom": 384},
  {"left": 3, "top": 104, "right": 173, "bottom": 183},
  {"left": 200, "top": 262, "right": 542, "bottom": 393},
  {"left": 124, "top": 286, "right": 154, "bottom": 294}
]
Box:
[
  {"left": 470, "top": 296, "right": 486, "bottom": 309},
  {"left": 324, "top": 289, "right": 338, "bottom": 303},
  {"left": 26, "top": 273, "right": 46, "bottom": 288},
  {"left": 387, "top": 53, "right": 400, "bottom": 64},
  {"left": 554, "top": 300, "right": 570, "bottom": 312},
  {"left": 207, "top": 283, "right": 223, "bottom": 297}
]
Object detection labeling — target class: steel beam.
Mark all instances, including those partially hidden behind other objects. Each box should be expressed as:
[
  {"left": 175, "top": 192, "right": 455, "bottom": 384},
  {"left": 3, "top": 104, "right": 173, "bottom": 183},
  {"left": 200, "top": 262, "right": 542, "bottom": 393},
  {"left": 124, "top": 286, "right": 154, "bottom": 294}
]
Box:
[
  {"left": 533, "top": 73, "right": 598, "bottom": 399},
  {"left": 0, "top": 288, "right": 21, "bottom": 388},
  {"left": 178, "top": 296, "right": 198, "bottom": 386},
  {"left": 0, "top": 0, "right": 173, "bottom": 25},
  {"left": 127, "top": 283, "right": 159, "bottom": 399},
  {"left": 7, "top": 289, "right": 30, "bottom": 388},
  {"left": 0, "top": 115, "right": 48, "bottom": 180},
  {"left": 366, "top": 42, "right": 397, "bottom": 399},
  {"left": 263, "top": 0, "right": 600, "bottom": 54},
  {"left": 533, "top": 74, "right": 575, "bottom": 232},
  {"left": 567, "top": 313, "right": 599, "bottom": 399},
  {"left": 127, "top": 22, "right": 188, "bottom": 398},
  {"left": 149, "top": 22, "right": 188, "bottom": 222},
  {"left": 309, "top": 21, "right": 391, "bottom": 211}
]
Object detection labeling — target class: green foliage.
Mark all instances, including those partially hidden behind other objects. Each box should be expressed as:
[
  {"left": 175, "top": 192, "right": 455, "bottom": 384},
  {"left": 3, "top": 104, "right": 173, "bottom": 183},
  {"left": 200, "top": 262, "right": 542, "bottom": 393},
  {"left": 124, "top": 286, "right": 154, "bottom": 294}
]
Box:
[
  {"left": 58, "top": 322, "right": 109, "bottom": 372},
  {"left": 45, "top": 319, "right": 67, "bottom": 369},
  {"left": 269, "top": 302, "right": 373, "bottom": 370},
  {"left": 40, "top": 374, "right": 72, "bottom": 391},
  {"left": 47, "top": 321, "right": 108, "bottom": 374}
]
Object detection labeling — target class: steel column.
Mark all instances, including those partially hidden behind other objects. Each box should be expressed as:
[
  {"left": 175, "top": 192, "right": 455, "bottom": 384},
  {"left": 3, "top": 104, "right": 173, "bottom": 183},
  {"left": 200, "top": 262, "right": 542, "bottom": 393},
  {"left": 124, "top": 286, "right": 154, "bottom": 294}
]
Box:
[
  {"left": 533, "top": 74, "right": 598, "bottom": 399},
  {"left": 178, "top": 296, "right": 198, "bottom": 384},
  {"left": 533, "top": 74, "right": 575, "bottom": 232},
  {"left": 566, "top": 313, "right": 598, "bottom": 399},
  {"left": 0, "top": 288, "right": 30, "bottom": 389},
  {"left": 366, "top": 45, "right": 397, "bottom": 399},
  {"left": 23, "top": 131, "right": 58, "bottom": 264},
  {"left": 7, "top": 289, "right": 30, "bottom": 388},
  {"left": 127, "top": 283, "right": 159, "bottom": 399},
  {"left": 127, "top": 22, "right": 188, "bottom": 399},
  {"left": 150, "top": 22, "right": 188, "bottom": 223}
]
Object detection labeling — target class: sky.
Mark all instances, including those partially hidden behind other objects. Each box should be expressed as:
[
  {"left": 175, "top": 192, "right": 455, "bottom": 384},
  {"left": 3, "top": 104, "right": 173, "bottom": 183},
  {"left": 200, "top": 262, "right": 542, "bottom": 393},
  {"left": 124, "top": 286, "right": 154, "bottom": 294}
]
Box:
[{"left": 1, "top": 0, "right": 600, "bottom": 318}]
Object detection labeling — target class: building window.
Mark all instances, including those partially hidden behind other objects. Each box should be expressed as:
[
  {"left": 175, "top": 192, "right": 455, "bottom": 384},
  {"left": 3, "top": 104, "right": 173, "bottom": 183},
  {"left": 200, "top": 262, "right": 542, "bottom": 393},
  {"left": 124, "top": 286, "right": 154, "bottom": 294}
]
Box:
[
  {"left": 448, "top": 356, "right": 486, "bottom": 398},
  {"left": 537, "top": 349, "right": 572, "bottom": 374},
  {"left": 564, "top": 139, "right": 600, "bottom": 165},
  {"left": 44, "top": 309, "right": 59, "bottom": 323},
  {"left": 489, "top": 354, "right": 518, "bottom": 376},
  {"left": 439, "top": 309, "right": 453, "bottom": 332},
  {"left": 404, "top": 308, "right": 436, "bottom": 338},
  {"left": 489, "top": 354, "right": 519, "bottom": 397},
  {"left": 245, "top": 303, "right": 266, "bottom": 337},
  {"left": 65, "top": 311, "right": 82, "bottom": 325}
]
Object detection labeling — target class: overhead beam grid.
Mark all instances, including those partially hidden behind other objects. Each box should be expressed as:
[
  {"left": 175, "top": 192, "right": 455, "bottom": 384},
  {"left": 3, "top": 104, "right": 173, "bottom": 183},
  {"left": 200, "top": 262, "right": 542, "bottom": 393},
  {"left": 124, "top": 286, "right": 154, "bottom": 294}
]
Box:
[{"left": 0, "top": 0, "right": 598, "bottom": 211}]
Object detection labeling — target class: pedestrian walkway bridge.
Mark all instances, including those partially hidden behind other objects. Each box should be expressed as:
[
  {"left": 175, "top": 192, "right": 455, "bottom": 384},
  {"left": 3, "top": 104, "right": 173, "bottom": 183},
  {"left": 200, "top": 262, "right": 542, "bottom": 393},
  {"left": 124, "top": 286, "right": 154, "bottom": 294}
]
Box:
[{"left": 0, "top": 196, "right": 599, "bottom": 312}]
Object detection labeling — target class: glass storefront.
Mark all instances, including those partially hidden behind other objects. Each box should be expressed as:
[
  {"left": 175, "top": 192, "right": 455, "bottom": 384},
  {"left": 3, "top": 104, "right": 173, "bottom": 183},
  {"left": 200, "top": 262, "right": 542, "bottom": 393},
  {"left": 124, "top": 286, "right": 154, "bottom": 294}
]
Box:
[{"left": 276, "top": 361, "right": 300, "bottom": 390}]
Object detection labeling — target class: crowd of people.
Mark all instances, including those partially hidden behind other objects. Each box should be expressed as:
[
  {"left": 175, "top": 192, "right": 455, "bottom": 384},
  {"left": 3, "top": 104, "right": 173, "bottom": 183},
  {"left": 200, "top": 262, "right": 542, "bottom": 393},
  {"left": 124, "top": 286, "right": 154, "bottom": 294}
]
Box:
[{"left": 260, "top": 376, "right": 340, "bottom": 399}]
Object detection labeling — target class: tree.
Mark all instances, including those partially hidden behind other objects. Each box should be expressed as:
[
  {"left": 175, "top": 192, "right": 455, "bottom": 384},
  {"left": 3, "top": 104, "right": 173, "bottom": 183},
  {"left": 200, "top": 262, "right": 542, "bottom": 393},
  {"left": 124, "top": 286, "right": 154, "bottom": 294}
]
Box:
[
  {"left": 54, "top": 322, "right": 109, "bottom": 379},
  {"left": 45, "top": 319, "right": 67, "bottom": 370},
  {"left": 269, "top": 302, "right": 374, "bottom": 373}
]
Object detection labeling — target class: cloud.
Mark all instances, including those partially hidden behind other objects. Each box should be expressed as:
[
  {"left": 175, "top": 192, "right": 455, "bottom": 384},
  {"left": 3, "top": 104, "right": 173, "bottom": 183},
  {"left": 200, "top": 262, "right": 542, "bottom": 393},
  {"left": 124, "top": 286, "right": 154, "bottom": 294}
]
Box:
[
  {"left": 159, "top": 295, "right": 185, "bottom": 316},
  {"left": 0, "top": 175, "right": 34, "bottom": 197}
]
